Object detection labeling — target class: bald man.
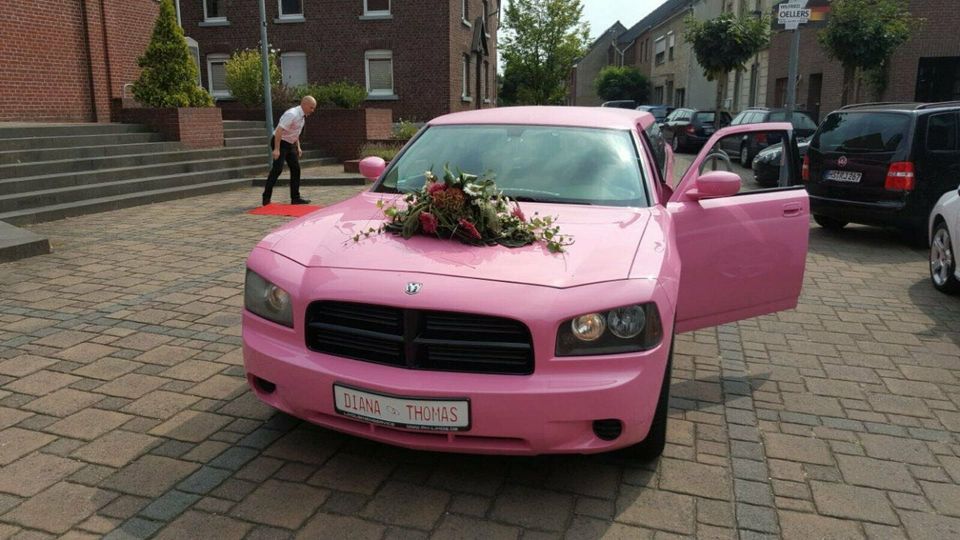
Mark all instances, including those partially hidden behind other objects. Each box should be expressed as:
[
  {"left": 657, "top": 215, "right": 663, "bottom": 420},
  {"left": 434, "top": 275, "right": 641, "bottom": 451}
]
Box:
[{"left": 262, "top": 95, "right": 317, "bottom": 205}]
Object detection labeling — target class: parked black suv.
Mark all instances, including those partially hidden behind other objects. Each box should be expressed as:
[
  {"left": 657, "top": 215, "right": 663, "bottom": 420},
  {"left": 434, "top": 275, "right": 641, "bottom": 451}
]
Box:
[
  {"left": 662, "top": 108, "right": 731, "bottom": 152},
  {"left": 804, "top": 102, "right": 960, "bottom": 241},
  {"left": 720, "top": 108, "right": 818, "bottom": 165}
]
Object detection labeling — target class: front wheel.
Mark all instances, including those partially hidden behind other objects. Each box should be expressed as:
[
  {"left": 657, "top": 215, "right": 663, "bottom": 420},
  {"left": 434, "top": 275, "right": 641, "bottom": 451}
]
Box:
[
  {"left": 621, "top": 340, "right": 672, "bottom": 461},
  {"left": 739, "top": 144, "right": 753, "bottom": 166},
  {"left": 931, "top": 220, "right": 960, "bottom": 294},
  {"left": 813, "top": 214, "right": 848, "bottom": 231}
]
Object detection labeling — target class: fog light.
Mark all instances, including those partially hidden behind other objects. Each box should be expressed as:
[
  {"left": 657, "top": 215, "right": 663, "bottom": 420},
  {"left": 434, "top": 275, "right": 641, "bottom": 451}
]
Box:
[
  {"left": 253, "top": 376, "right": 276, "bottom": 394},
  {"left": 593, "top": 419, "right": 622, "bottom": 441}
]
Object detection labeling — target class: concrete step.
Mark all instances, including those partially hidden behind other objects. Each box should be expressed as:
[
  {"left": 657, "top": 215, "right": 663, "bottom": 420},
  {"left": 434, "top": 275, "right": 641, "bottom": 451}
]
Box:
[
  {"left": 225, "top": 136, "right": 264, "bottom": 148},
  {"left": 0, "top": 144, "right": 266, "bottom": 179},
  {"left": 223, "top": 128, "right": 265, "bottom": 138},
  {"left": 0, "top": 221, "right": 50, "bottom": 263},
  {"left": 0, "top": 132, "right": 165, "bottom": 152},
  {"left": 223, "top": 120, "right": 263, "bottom": 129},
  {"left": 0, "top": 158, "right": 332, "bottom": 226},
  {"left": 0, "top": 141, "right": 183, "bottom": 166},
  {"left": 0, "top": 123, "right": 152, "bottom": 139},
  {"left": 0, "top": 150, "right": 328, "bottom": 196}
]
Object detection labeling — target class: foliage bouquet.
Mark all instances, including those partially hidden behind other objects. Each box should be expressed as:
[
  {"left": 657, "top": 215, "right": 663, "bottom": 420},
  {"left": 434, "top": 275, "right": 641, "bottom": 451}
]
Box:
[{"left": 372, "top": 167, "right": 573, "bottom": 253}]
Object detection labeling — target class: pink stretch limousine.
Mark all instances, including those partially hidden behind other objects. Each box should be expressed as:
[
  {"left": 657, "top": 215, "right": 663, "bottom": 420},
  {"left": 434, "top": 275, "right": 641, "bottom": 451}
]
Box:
[{"left": 242, "top": 106, "right": 809, "bottom": 459}]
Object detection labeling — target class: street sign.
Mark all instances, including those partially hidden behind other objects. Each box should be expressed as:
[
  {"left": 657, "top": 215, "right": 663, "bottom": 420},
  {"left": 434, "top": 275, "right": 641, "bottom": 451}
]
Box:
[{"left": 778, "top": 2, "right": 810, "bottom": 30}]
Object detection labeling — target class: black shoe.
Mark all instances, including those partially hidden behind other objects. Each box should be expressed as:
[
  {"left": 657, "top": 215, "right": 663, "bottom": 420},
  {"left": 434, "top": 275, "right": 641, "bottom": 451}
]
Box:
[
  {"left": 262, "top": 195, "right": 271, "bottom": 206},
  {"left": 291, "top": 197, "right": 311, "bottom": 205}
]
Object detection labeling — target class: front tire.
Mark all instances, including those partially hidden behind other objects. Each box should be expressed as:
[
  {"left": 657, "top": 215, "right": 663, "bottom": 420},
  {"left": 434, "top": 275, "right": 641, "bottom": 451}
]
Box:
[
  {"left": 622, "top": 340, "right": 672, "bottom": 461},
  {"left": 931, "top": 220, "right": 960, "bottom": 294},
  {"left": 814, "top": 214, "right": 848, "bottom": 231},
  {"left": 739, "top": 143, "right": 753, "bottom": 166},
  {"left": 671, "top": 136, "right": 681, "bottom": 153}
]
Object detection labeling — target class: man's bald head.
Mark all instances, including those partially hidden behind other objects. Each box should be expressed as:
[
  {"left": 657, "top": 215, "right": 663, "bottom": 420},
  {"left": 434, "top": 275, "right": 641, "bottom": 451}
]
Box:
[{"left": 301, "top": 96, "right": 317, "bottom": 115}]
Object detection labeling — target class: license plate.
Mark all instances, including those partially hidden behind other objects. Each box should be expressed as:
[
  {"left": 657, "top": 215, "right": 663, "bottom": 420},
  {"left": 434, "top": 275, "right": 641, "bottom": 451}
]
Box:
[
  {"left": 824, "top": 170, "right": 862, "bottom": 183},
  {"left": 333, "top": 384, "right": 470, "bottom": 431}
]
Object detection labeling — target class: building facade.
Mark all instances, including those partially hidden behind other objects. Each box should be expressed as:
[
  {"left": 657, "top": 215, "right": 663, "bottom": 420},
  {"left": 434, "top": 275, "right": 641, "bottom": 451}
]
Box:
[
  {"left": 568, "top": 22, "right": 627, "bottom": 105},
  {"left": 180, "top": 0, "right": 498, "bottom": 122},
  {"left": 720, "top": 0, "right": 770, "bottom": 115},
  {"left": 1, "top": 0, "right": 159, "bottom": 122},
  {"left": 767, "top": 0, "right": 960, "bottom": 122}
]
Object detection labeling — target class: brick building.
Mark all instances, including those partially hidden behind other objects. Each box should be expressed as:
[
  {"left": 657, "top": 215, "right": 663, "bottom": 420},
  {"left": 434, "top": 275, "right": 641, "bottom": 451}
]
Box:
[
  {"left": 767, "top": 0, "right": 960, "bottom": 122},
  {"left": 180, "top": 0, "right": 498, "bottom": 122},
  {"left": 0, "top": 0, "right": 159, "bottom": 122},
  {"left": 568, "top": 22, "right": 626, "bottom": 106}
]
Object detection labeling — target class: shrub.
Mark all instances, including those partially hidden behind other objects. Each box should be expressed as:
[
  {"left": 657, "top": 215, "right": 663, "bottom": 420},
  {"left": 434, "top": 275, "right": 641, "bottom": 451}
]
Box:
[
  {"left": 271, "top": 84, "right": 298, "bottom": 110},
  {"left": 132, "top": 0, "right": 213, "bottom": 107},
  {"left": 393, "top": 119, "right": 419, "bottom": 141},
  {"left": 295, "top": 81, "right": 367, "bottom": 109},
  {"left": 595, "top": 66, "right": 651, "bottom": 104},
  {"left": 360, "top": 142, "right": 403, "bottom": 161},
  {"left": 225, "top": 49, "right": 281, "bottom": 107}
]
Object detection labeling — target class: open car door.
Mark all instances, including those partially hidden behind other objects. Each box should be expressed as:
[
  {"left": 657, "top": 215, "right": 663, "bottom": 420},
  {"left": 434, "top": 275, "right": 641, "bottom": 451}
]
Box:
[{"left": 668, "top": 122, "right": 809, "bottom": 333}]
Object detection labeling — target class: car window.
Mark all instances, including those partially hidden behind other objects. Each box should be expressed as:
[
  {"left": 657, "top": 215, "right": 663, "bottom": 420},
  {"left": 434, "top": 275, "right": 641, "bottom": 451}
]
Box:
[
  {"left": 378, "top": 125, "right": 649, "bottom": 207},
  {"left": 731, "top": 112, "right": 747, "bottom": 125},
  {"left": 744, "top": 112, "right": 762, "bottom": 124},
  {"left": 813, "top": 112, "right": 910, "bottom": 153},
  {"left": 645, "top": 123, "right": 666, "bottom": 177},
  {"left": 769, "top": 112, "right": 818, "bottom": 130},
  {"left": 927, "top": 112, "right": 958, "bottom": 152},
  {"left": 695, "top": 111, "right": 717, "bottom": 124}
]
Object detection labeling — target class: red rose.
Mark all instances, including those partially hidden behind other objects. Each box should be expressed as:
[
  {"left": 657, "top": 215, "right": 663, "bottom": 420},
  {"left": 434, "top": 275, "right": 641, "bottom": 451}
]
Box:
[
  {"left": 419, "top": 212, "right": 439, "bottom": 234},
  {"left": 511, "top": 204, "right": 525, "bottom": 222},
  {"left": 427, "top": 181, "right": 446, "bottom": 195},
  {"left": 458, "top": 218, "right": 481, "bottom": 240}
]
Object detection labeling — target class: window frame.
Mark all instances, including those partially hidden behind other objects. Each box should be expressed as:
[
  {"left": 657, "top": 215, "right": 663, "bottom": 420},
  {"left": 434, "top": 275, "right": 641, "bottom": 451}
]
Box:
[
  {"left": 462, "top": 54, "right": 472, "bottom": 101},
  {"left": 365, "top": 49, "right": 395, "bottom": 98},
  {"left": 203, "top": 0, "right": 226, "bottom": 22},
  {"left": 654, "top": 36, "right": 666, "bottom": 65},
  {"left": 667, "top": 32, "right": 675, "bottom": 62},
  {"left": 363, "top": 0, "right": 391, "bottom": 16},
  {"left": 280, "top": 52, "right": 307, "bottom": 88},
  {"left": 206, "top": 54, "right": 230, "bottom": 99},
  {"left": 277, "top": 0, "right": 304, "bottom": 20}
]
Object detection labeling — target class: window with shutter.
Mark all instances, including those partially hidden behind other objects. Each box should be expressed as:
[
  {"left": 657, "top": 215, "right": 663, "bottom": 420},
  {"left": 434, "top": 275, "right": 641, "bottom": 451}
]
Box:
[
  {"left": 281, "top": 53, "right": 307, "bottom": 88},
  {"left": 207, "top": 54, "right": 230, "bottom": 98},
  {"left": 365, "top": 50, "right": 394, "bottom": 96}
]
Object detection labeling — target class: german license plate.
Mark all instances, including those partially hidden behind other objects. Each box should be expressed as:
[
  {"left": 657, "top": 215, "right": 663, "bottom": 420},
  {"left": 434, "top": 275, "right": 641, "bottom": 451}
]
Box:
[
  {"left": 824, "top": 170, "right": 862, "bottom": 183},
  {"left": 333, "top": 384, "right": 470, "bottom": 431}
]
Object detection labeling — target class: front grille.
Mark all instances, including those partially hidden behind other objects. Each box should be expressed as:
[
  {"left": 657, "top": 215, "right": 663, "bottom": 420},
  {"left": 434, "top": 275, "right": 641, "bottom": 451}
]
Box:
[{"left": 305, "top": 301, "right": 534, "bottom": 375}]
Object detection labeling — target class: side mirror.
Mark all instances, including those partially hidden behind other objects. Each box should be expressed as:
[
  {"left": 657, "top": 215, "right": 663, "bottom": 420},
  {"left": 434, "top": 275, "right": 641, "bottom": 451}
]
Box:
[
  {"left": 359, "top": 156, "right": 386, "bottom": 180},
  {"left": 686, "top": 171, "right": 741, "bottom": 200}
]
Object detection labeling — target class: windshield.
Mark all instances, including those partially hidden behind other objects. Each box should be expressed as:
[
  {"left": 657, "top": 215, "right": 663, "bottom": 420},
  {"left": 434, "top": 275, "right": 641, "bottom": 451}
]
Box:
[
  {"left": 376, "top": 125, "right": 649, "bottom": 207},
  {"left": 813, "top": 112, "right": 910, "bottom": 153},
  {"left": 769, "top": 112, "right": 818, "bottom": 130}
]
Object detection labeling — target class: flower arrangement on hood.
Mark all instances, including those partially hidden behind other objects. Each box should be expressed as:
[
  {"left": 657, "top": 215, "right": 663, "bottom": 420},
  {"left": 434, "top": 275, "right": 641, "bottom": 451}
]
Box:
[{"left": 366, "top": 167, "right": 573, "bottom": 253}]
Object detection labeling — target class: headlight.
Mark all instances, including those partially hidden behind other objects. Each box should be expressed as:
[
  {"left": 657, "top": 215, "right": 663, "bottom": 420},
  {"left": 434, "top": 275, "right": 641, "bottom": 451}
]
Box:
[
  {"left": 244, "top": 269, "right": 294, "bottom": 327},
  {"left": 556, "top": 303, "right": 662, "bottom": 356}
]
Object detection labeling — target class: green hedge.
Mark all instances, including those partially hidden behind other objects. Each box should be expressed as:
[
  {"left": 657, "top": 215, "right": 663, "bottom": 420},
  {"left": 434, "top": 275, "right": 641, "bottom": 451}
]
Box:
[{"left": 295, "top": 81, "right": 367, "bottom": 109}]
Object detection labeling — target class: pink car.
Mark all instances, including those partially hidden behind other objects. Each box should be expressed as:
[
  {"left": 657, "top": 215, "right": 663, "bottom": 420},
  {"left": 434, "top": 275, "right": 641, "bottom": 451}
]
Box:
[{"left": 243, "top": 107, "right": 809, "bottom": 459}]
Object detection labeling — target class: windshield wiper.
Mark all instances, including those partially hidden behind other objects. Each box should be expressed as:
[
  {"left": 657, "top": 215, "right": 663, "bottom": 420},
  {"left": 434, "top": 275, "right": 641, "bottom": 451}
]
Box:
[{"left": 510, "top": 195, "right": 594, "bottom": 205}]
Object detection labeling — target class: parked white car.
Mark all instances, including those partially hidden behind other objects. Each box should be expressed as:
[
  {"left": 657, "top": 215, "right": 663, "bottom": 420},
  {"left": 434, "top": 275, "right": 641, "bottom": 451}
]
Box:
[{"left": 930, "top": 187, "right": 960, "bottom": 293}]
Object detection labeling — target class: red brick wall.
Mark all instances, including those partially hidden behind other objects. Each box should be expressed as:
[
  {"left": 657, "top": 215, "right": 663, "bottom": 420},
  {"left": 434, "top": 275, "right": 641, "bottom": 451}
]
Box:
[
  {"left": 121, "top": 106, "right": 224, "bottom": 149},
  {"left": 0, "top": 0, "right": 158, "bottom": 122},
  {"left": 182, "top": 0, "right": 497, "bottom": 123},
  {"left": 767, "top": 0, "right": 960, "bottom": 119},
  {"left": 303, "top": 108, "right": 394, "bottom": 161}
]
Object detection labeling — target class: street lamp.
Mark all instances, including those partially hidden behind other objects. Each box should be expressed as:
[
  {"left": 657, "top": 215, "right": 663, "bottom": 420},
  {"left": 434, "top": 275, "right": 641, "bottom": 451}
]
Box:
[{"left": 258, "top": 0, "right": 274, "bottom": 163}]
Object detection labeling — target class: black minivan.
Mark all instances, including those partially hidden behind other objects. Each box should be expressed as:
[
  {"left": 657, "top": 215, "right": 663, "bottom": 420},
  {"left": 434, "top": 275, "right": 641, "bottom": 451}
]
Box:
[{"left": 804, "top": 102, "right": 960, "bottom": 241}]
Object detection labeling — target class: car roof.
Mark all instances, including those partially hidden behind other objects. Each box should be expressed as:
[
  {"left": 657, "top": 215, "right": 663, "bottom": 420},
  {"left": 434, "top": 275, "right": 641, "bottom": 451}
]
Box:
[
  {"left": 836, "top": 101, "right": 960, "bottom": 113},
  {"left": 429, "top": 106, "right": 655, "bottom": 130}
]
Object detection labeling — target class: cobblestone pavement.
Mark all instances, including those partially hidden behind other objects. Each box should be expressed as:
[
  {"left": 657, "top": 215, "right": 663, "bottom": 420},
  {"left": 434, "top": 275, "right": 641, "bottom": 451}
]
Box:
[{"left": 1, "top": 182, "right": 959, "bottom": 540}]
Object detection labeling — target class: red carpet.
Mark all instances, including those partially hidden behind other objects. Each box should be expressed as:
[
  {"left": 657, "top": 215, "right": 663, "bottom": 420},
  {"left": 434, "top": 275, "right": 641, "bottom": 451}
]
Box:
[{"left": 248, "top": 203, "right": 322, "bottom": 217}]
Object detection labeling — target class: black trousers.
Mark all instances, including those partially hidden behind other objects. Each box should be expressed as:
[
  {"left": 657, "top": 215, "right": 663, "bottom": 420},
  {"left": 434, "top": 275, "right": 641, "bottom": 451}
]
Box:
[{"left": 262, "top": 138, "right": 301, "bottom": 201}]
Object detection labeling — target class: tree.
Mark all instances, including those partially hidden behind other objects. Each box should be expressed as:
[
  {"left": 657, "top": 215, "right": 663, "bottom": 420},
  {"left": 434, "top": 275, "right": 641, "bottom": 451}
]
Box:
[
  {"left": 132, "top": 0, "right": 213, "bottom": 107},
  {"left": 595, "top": 66, "right": 651, "bottom": 104},
  {"left": 818, "top": 0, "right": 916, "bottom": 105},
  {"left": 499, "top": 0, "right": 589, "bottom": 105},
  {"left": 224, "top": 49, "right": 282, "bottom": 107},
  {"left": 684, "top": 12, "right": 769, "bottom": 127}
]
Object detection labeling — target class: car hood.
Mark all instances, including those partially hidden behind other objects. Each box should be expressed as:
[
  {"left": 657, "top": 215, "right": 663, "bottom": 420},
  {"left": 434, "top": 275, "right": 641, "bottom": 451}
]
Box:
[{"left": 262, "top": 192, "right": 654, "bottom": 288}]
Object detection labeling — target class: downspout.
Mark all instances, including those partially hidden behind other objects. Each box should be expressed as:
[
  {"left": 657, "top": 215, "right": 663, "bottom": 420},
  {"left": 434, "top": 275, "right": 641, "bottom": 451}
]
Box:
[
  {"left": 611, "top": 40, "right": 635, "bottom": 67},
  {"left": 78, "top": 0, "right": 100, "bottom": 121},
  {"left": 99, "top": 0, "right": 115, "bottom": 120}
]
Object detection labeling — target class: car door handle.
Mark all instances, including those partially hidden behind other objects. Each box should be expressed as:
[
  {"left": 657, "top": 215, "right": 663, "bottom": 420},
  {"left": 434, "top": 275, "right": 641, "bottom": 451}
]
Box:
[{"left": 783, "top": 202, "right": 802, "bottom": 217}]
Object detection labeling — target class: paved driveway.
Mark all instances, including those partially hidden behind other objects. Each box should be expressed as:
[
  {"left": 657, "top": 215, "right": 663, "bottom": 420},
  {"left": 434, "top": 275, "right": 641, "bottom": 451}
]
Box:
[{"left": 0, "top": 183, "right": 958, "bottom": 539}]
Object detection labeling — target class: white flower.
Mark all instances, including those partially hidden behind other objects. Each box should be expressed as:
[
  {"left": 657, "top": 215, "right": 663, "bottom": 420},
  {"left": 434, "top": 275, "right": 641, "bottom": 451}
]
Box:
[{"left": 463, "top": 183, "right": 483, "bottom": 197}]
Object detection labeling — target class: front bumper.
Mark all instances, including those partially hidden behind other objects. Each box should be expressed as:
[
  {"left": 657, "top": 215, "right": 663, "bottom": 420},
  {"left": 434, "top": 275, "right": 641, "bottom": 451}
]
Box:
[{"left": 242, "top": 249, "right": 674, "bottom": 455}]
